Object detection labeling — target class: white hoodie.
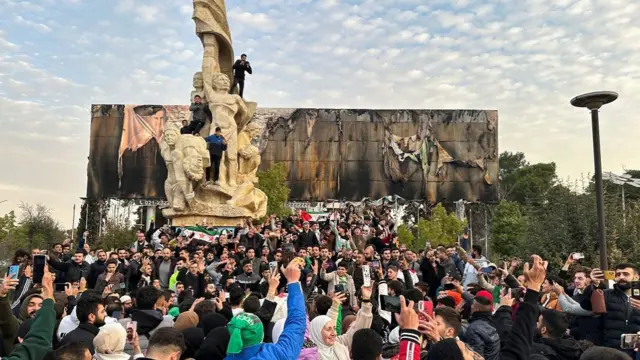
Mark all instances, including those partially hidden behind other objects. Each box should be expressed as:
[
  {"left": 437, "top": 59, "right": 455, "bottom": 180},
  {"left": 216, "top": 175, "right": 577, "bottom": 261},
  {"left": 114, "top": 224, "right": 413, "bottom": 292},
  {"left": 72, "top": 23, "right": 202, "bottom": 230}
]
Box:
[{"left": 57, "top": 307, "right": 79, "bottom": 341}]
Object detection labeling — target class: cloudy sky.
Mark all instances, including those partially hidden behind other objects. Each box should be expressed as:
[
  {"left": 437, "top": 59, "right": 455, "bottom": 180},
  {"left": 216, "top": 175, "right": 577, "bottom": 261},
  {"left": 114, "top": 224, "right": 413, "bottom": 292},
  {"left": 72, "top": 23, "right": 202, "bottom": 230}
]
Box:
[{"left": 1, "top": 0, "right": 639, "bottom": 225}]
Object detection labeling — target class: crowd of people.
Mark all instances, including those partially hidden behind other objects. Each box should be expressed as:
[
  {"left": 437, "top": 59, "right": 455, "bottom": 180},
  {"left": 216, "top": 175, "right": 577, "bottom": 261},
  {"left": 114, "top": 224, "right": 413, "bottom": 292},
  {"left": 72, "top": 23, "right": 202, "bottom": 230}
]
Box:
[{"left": 2, "top": 205, "right": 640, "bottom": 360}]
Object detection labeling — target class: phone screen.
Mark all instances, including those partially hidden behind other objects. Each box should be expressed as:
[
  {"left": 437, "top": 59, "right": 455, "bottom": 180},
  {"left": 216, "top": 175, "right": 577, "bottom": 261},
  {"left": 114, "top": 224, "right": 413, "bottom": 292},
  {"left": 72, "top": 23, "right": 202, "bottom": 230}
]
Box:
[
  {"left": 126, "top": 321, "right": 137, "bottom": 341},
  {"left": 8, "top": 265, "right": 20, "bottom": 279},
  {"left": 621, "top": 334, "right": 640, "bottom": 349},
  {"left": 371, "top": 260, "right": 380, "bottom": 269},
  {"left": 632, "top": 282, "right": 640, "bottom": 300},
  {"left": 334, "top": 284, "right": 345, "bottom": 293},
  {"left": 33, "top": 255, "right": 46, "bottom": 284},
  {"left": 112, "top": 311, "right": 121, "bottom": 319}
]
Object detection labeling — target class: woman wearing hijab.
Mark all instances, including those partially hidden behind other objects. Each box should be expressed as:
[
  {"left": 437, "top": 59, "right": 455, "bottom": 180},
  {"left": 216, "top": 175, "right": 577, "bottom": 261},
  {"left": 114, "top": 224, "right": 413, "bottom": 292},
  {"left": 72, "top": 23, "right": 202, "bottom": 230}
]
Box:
[
  {"left": 174, "top": 311, "right": 199, "bottom": 331},
  {"left": 181, "top": 327, "right": 205, "bottom": 360},
  {"left": 309, "top": 286, "right": 374, "bottom": 360},
  {"left": 93, "top": 323, "right": 143, "bottom": 360}
]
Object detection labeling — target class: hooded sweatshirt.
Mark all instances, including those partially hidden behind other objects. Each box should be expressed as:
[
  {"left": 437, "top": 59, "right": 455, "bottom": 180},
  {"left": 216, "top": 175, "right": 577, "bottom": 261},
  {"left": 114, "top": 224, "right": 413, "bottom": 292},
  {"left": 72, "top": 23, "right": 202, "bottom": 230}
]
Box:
[{"left": 19, "top": 294, "right": 43, "bottom": 321}]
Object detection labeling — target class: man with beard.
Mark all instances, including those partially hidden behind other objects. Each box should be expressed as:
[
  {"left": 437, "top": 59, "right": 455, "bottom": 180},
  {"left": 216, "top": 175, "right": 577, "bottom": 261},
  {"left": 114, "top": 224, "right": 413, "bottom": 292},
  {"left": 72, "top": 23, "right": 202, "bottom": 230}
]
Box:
[
  {"left": 87, "top": 249, "right": 108, "bottom": 289},
  {"left": 336, "top": 248, "right": 355, "bottom": 275},
  {"left": 154, "top": 248, "right": 177, "bottom": 290},
  {"left": 48, "top": 250, "right": 91, "bottom": 283},
  {"left": 58, "top": 292, "right": 106, "bottom": 354},
  {"left": 131, "top": 230, "right": 149, "bottom": 253},
  {"left": 531, "top": 309, "right": 582, "bottom": 360},
  {"left": 234, "top": 259, "right": 261, "bottom": 292},
  {"left": 296, "top": 221, "right": 319, "bottom": 250},
  {"left": 581, "top": 264, "right": 640, "bottom": 351},
  {"left": 119, "top": 287, "right": 173, "bottom": 355},
  {"left": 177, "top": 262, "right": 205, "bottom": 298}
]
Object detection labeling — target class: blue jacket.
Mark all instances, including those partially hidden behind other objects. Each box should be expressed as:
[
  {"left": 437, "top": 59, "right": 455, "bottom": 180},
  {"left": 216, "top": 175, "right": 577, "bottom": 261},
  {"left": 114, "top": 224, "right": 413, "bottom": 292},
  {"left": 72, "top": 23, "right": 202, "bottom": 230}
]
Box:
[
  {"left": 225, "top": 282, "right": 306, "bottom": 360},
  {"left": 205, "top": 135, "right": 227, "bottom": 157}
]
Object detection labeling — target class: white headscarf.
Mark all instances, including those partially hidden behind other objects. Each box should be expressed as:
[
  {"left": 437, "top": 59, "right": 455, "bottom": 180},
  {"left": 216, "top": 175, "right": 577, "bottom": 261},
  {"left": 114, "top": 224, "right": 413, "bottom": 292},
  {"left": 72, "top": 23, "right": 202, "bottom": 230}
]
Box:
[
  {"left": 93, "top": 323, "right": 129, "bottom": 360},
  {"left": 309, "top": 315, "right": 350, "bottom": 360}
]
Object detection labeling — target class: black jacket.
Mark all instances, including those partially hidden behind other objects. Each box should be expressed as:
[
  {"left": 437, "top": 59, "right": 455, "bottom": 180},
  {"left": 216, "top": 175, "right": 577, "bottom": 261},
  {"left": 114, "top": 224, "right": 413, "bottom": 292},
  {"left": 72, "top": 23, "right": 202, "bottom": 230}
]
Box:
[
  {"left": 463, "top": 311, "right": 501, "bottom": 360},
  {"left": 58, "top": 323, "right": 100, "bottom": 354},
  {"left": 87, "top": 260, "right": 106, "bottom": 289},
  {"left": 419, "top": 258, "right": 445, "bottom": 299},
  {"left": 531, "top": 335, "right": 582, "bottom": 360},
  {"left": 580, "top": 285, "right": 640, "bottom": 348},
  {"left": 295, "top": 230, "right": 319, "bottom": 249},
  {"left": 189, "top": 103, "right": 210, "bottom": 122},
  {"left": 568, "top": 291, "right": 603, "bottom": 345},
  {"left": 232, "top": 60, "right": 252, "bottom": 79},
  {"left": 48, "top": 258, "right": 90, "bottom": 283}
]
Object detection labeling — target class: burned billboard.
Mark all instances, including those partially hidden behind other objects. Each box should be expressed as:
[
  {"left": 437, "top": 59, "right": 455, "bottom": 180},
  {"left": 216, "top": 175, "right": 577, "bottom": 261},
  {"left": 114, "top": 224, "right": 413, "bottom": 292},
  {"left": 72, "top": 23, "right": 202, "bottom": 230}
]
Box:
[{"left": 86, "top": 106, "right": 498, "bottom": 203}]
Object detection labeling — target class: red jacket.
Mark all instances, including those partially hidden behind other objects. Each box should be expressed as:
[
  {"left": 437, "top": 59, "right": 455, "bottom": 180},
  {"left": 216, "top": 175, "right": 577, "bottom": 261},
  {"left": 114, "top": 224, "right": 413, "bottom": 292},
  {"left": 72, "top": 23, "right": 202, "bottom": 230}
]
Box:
[{"left": 399, "top": 329, "right": 421, "bottom": 360}]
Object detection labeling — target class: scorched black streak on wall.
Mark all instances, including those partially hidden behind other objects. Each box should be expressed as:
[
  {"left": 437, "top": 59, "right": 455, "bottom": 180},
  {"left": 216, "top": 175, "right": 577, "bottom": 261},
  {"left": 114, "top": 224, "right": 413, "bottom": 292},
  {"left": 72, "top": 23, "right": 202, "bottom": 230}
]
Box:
[
  {"left": 255, "top": 108, "right": 499, "bottom": 203},
  {"left": 86, "top": 106, "right": 499, "bottom": 203}
]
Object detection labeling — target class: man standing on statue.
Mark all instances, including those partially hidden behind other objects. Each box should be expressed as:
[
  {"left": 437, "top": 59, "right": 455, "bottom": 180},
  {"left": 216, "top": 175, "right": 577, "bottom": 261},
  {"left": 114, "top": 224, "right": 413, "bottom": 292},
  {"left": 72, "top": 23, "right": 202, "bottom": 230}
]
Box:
[
  {"left": 188, "top": 95, "right": 211, "bottom": 134},
  {"left": 230, "top": 54, "right": 252, "bottom": 98},
  {"left": 204, "top": 127, "right": 227, "bottom": 185}
]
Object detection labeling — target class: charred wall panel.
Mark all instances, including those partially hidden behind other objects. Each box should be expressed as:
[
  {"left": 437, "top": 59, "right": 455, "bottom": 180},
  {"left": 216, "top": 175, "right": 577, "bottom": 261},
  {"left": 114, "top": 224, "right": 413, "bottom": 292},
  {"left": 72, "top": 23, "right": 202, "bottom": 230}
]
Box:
[{"left": 86, "top": 106, "right": 498, "bottom": 203}]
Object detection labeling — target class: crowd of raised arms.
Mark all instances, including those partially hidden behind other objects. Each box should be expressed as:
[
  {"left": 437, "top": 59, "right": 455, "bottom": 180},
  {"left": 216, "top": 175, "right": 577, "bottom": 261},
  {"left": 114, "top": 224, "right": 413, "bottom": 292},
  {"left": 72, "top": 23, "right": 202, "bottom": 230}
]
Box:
[{"left": 2, "top": 205, "right": 640, "bottom": 360}]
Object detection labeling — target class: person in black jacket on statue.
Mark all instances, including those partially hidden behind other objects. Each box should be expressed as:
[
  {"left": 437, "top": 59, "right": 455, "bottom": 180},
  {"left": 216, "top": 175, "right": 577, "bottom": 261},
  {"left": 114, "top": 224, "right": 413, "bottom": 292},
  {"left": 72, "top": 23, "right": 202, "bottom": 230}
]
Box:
[
  {"left": 230, "top": 54, "right": 252, "bottom": 98},
  {"left": 188, "top": 95, "right": 210, "bottom": 135}
]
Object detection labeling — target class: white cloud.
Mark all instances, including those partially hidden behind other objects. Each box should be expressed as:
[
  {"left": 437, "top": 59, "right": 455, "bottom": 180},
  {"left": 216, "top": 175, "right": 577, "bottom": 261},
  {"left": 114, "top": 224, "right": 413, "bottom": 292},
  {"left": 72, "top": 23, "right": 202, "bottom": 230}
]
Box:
[
  {"left": 1, "top": 0, "right": 640, "bottom": 225},
  {"left": 13, "top": 15, "right": 51, "bottom": 32}
]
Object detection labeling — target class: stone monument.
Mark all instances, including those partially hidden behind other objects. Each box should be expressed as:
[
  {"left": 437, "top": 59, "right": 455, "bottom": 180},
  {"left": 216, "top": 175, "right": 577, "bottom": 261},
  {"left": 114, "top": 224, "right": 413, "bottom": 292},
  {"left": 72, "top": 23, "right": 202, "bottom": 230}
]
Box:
[{"left": 160, "top": 0, "right": 267, "bottom": 226}]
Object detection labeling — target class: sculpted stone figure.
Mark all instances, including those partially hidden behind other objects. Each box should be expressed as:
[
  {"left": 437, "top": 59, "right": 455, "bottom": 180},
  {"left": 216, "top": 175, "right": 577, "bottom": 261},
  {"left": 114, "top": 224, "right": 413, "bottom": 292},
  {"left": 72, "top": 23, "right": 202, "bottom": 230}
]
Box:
[
  {"left": 160, "top": 127, "right": 180, "bottom": 208},
  {"left": 193, "top": 0, "right": 235, "bottom": 104},
  {"left": 191, "top": 72, "right": 205, "bottom": 102},
  {"left": 162, "top": 134, "right": 210, "bottom": 212},
  {"left": 236, "top": 122, "right": 262, "bottom": 184},
  {"left": 208, "top": 73, "right": 249, "bottom": 189}
]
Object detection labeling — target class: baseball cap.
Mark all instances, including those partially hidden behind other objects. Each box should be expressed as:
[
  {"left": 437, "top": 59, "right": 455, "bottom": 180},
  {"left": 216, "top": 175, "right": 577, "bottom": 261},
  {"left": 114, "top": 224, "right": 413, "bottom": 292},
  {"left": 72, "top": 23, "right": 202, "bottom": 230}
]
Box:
[
  {"left": 120, "top": 295, "right": 132, "bottom": 303},
  {"left": 480, "top": 263, "right": 498, "bottom": 274}
]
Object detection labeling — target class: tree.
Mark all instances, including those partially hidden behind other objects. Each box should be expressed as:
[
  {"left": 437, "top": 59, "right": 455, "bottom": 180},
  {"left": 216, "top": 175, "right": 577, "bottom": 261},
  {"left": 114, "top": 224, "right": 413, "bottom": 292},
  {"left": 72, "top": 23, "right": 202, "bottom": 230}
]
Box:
[
  {"left": 97, "top": 219, "right": 137, "bottom": 251},
  {"left": 396, "top": 224, "right": 415, "bottom": 248},
  {"left": 501, "top": 162, "right": 557, "bottom": 205},
  {"left": 499, "top": 151, "right": 528, "bottom": 178},
  {"left": 490, "top": 201, "right": 526, "bottom": 258},
  {"left": 18, "top": 202, "right": 66, "bottom": 251},
  {"left": 257, "top": 163, "right": 292, "bottom": 218},
  {"left": 415, "top": 203, "right": 466, "bottom": 247}
]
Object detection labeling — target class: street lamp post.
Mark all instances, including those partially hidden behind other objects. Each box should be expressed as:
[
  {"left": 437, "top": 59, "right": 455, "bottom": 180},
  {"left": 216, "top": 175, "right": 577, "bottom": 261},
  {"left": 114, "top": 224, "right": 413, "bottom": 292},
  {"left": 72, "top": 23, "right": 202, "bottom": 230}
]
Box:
[{"left": 571, "top": 91, "right": 618, "bottom": 270}]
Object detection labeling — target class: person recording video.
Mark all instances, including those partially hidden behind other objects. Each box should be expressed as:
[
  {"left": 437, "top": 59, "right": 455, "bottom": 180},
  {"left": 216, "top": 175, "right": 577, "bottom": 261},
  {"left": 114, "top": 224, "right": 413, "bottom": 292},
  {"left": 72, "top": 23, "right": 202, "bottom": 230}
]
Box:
[{"left": 230, "top": 54, "right": 252, "bottom": 98}]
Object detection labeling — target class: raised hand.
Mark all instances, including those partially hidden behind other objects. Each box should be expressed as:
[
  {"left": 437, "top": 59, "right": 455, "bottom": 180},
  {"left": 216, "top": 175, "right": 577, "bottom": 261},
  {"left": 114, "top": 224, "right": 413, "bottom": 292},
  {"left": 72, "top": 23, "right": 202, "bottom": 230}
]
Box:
[
  {"left": 399, "top": 295, "right": 418, "bottom": 330},
  {"left": 500, "top": 291, "right": 514, "bottom": 307},
  {"left": 361, "top": 286, "right": 372, "bottom": 300},
  {"left": 523, "top": 255, "right": 546, "bottom": 292},
  {"left": 282, "top": 257, "right": 303, "bottom": 284},
  {"left": 552, "top": 283, "right": 565, "bottom": 296},
  {"left": 41, "top": 267, "right": 55, "bottom": 301},
  {"left": 0, "top": 274, "right": 20, "bottom": 297},
  {"left": 331, "top": 292, "right": 347, "bottom": 304}
]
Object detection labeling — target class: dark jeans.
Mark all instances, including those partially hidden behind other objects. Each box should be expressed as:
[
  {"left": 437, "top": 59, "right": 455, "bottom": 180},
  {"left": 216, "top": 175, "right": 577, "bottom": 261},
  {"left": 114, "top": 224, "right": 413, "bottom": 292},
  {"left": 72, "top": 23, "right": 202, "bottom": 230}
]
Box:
[
  {"left": 207, "top": 155, "right": 222, "bottom": 182},
  {"left": 230, "top": 77, "right": 245, "bottom": 98},
  {"left": 191, "top": 120, "right": 205, "bottom": 134}
]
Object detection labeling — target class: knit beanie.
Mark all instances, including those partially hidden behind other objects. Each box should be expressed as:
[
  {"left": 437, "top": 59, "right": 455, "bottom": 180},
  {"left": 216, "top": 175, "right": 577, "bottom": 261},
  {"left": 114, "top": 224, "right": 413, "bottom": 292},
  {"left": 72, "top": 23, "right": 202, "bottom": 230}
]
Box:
[
  {"left": 94, "top": 323, "right": 127, "bottom": 354},
  {"left": 226, "top": 312, "right": 264, "bottom": 354},
  {"left": 426, "top": 338, "right": 464, "bottom": 360}
]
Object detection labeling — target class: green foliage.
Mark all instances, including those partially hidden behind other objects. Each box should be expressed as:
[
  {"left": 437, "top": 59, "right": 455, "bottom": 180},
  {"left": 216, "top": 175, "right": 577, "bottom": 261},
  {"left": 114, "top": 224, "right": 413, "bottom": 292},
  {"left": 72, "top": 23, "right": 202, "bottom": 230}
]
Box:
[
  {"left": 396, "top": 224, "right": 415, "bottom": 248},
  {"left": 499, "top": 151, "right": 528, "bottom": 178},
  {"left": 490, "top": 201, "right": 526, "bottom": 258},
  {"left": 491, "top": 152, "right": 640, "bottom": 270},
  {"left": 0, "top": 204, "right": 66, "bottom": 264},
  {"left": 501, "top": 162, "right": 557, "bottom": 204},
  {"left": 96, "top": 219, "right": 137, "bottom": 251},
  {"left": 257, "top": 163, "right": 292, "bottom": 218},
  {"left": 415, "top": 203, "right": 466, "bottom": 247}
]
